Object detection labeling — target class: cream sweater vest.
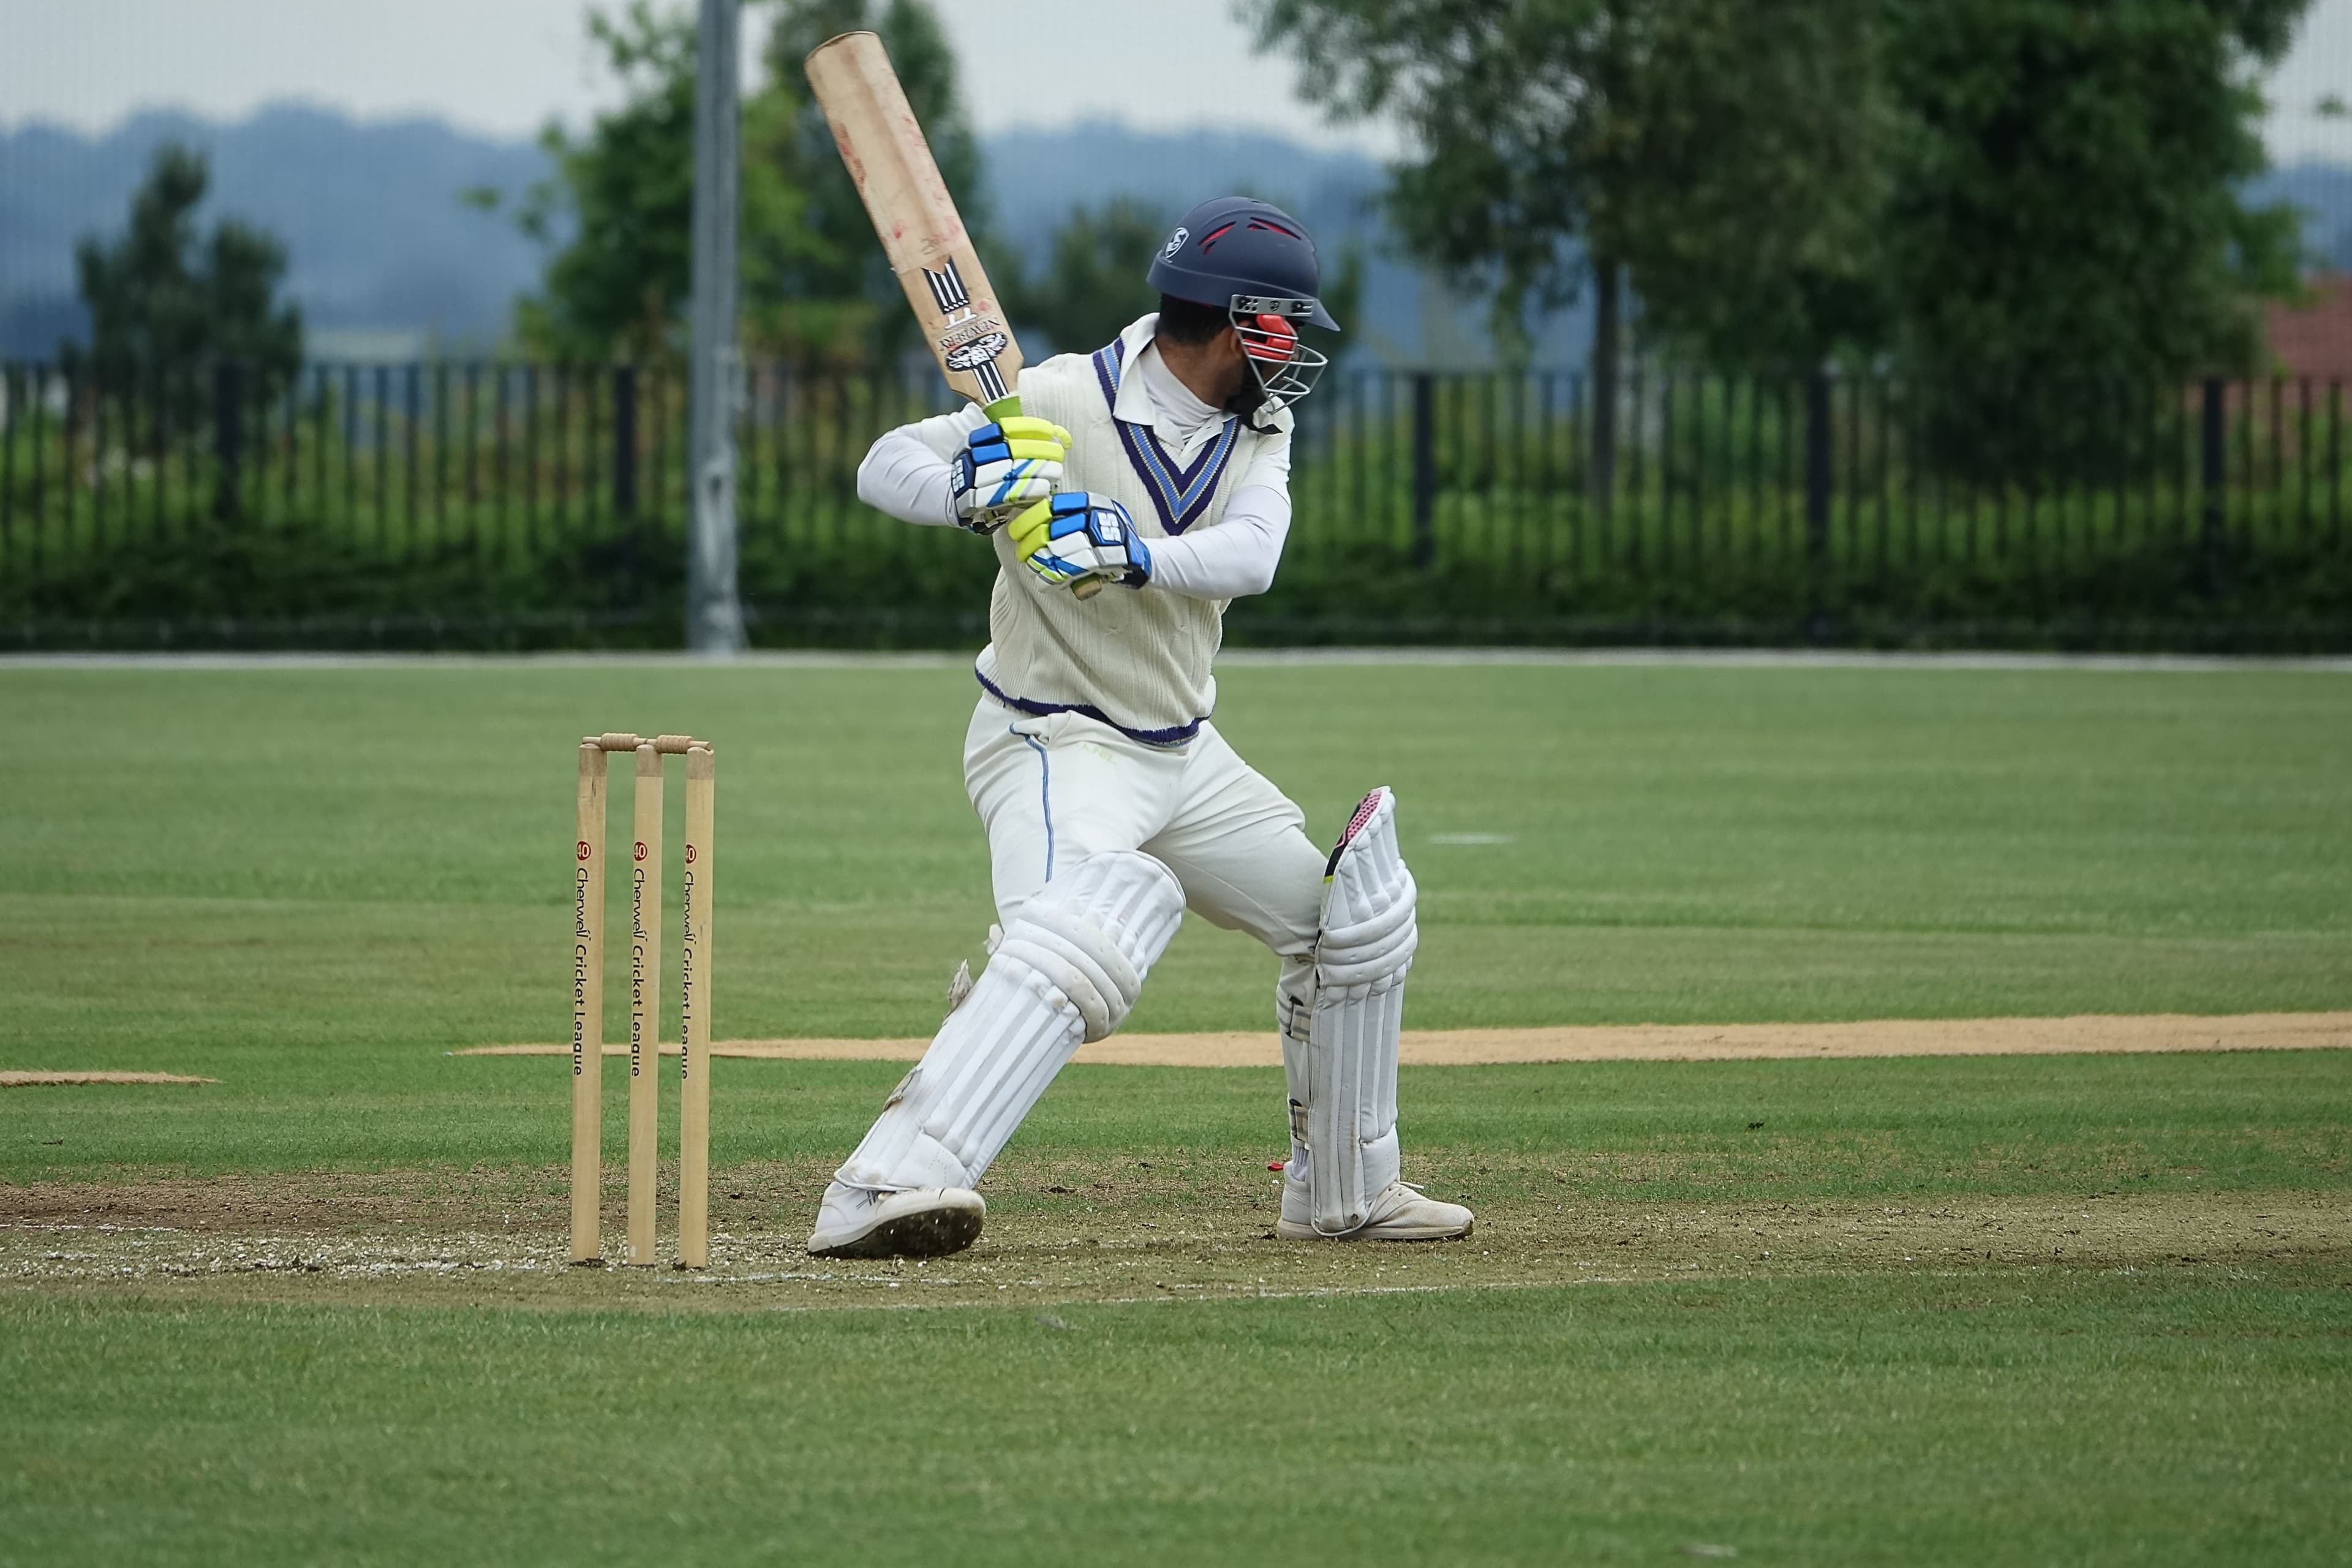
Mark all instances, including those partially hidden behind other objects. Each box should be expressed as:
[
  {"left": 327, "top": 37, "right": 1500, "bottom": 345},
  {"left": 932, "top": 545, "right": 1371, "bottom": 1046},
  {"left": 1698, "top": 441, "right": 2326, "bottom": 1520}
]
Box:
[{"left": 975, "top": 333, "right": 1282, "bottom": 744}]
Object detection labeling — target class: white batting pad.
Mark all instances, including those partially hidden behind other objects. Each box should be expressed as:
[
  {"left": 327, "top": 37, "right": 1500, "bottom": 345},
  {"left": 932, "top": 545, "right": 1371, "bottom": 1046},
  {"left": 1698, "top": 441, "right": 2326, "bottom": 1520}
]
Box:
[
  {"left": 1302, "top": 787, "right": 1417, "bottom": 1234},
  {"left": 835, "top": 850, "right": 1185, "bottom": 1192}
]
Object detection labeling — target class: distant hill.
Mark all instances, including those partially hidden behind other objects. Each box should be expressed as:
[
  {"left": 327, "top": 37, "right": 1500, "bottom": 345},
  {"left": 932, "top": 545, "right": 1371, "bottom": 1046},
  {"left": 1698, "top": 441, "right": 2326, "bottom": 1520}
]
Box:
[
  {"left": 9, "top": 102, "right": 2343, "bottom": 368},
  {"left": 983, "top": 121, "right": 1388, "bottom": 248},
  {"left": 1, "top": 104, "right": 1596, "bottom": 367},
  {"left": 0, "top": 105, "right": 1580, "bottom": 367},
  {"left": 0, "top": 105, "right": 546, "bottom": 358}
]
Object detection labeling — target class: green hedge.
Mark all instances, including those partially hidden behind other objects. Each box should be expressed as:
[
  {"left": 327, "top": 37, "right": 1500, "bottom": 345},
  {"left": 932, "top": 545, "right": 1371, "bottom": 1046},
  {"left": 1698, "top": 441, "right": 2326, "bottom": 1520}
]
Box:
[
  {"left": 7, "top": 501, "right": 2347, "bottom": 652},
  {"left": 5, "top": 363, "right": 2347, "bottom": 649}
]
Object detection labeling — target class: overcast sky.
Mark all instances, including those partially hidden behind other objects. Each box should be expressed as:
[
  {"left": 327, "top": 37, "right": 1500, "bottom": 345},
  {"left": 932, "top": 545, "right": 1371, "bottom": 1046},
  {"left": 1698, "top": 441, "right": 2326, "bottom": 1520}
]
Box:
[{"left": 1, "top": 0, "right": 2346, "bottom": 165}]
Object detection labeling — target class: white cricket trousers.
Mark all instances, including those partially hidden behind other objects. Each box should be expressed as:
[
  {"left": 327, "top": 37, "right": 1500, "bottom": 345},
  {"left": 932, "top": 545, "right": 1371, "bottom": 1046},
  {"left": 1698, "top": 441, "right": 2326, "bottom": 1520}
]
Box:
[{"left": 962, "top": 697, "right": 1327, "bottom": 959}]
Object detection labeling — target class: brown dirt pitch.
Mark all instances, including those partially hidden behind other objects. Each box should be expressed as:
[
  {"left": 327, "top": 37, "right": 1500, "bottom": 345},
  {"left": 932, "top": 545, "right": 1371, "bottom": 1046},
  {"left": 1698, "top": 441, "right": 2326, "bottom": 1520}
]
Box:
[{"left": 458, "top": 1010, "right": 2352, "bottom": 1068}]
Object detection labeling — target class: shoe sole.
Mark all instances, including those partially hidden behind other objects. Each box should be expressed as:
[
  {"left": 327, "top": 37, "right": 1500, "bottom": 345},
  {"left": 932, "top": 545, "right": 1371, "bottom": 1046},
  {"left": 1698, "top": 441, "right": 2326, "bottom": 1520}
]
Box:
[
  {"left": 1274, "top": 1216, "right": 1474, "bottom": 1242},
  {"left": 809, "top": 1202, "right": 986, "bottom": 1260}
]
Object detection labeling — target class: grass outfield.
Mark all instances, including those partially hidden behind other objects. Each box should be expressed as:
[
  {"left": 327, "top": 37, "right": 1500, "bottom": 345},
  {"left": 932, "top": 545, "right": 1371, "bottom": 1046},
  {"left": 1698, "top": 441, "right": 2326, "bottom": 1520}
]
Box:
[
  {"left": 8, "top": 1269, "right": 2347, "bottom": 1566},
  {"left": 4, "top": 658, "right": 2350, "bottom": 1564}
]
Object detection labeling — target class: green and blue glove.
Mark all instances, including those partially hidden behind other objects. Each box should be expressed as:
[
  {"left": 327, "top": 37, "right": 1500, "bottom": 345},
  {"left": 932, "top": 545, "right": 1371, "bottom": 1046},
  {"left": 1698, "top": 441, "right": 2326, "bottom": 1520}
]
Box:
[
  {"left": 952, "top": 416, "right": 1072, "bottom": 533},
  {"left": 1008, "top": 491, "right": 1153, "bottom": 591}
]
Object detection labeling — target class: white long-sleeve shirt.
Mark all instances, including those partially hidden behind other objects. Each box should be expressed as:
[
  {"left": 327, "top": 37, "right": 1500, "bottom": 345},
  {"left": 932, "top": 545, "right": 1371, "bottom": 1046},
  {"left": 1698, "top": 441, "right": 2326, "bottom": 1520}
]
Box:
[{"left": 856, "top": 336, "right": 1292, "bottom": 599}]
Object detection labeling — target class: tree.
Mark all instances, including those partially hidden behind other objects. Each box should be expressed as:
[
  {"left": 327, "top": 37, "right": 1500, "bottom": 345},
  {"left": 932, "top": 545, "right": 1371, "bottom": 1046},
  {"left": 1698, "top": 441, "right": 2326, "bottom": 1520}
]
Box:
[
  {"left": 499, "top": 0, "right": 989, "bottom": 365},
  {"left": 503, "top": 2, "right": 772, "bottom": 360},
  {"left": 755, "top": 0, "right": 999, "bottom": 362},
  {"left": 1004, "top": 200, "right": 1168, "bottom": 355},
  {"left": 1246, "top": 1, "right": 1887, "bottom": 358},
  {"left": 1882, "top": 0, "right": 2309, "bottom": 484},
  {"left": 505, "top": 4, "right": 697, "bottom": 360},
  {"left": 69, "top": 143, "right": 303, "bottom": 410},
  {"left": 1245, "top": 0, "right": 1888, "bottom": 511},
  {"left": 1251, "top": 0, "right": 2316, "bottom": 488}
]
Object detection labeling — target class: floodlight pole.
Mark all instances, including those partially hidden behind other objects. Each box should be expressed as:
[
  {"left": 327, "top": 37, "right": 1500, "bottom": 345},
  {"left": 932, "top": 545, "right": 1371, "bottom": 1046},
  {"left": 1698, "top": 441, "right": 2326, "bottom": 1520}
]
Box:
[{"left": 686, "top": 0, "right": 748, "bottom": 653}]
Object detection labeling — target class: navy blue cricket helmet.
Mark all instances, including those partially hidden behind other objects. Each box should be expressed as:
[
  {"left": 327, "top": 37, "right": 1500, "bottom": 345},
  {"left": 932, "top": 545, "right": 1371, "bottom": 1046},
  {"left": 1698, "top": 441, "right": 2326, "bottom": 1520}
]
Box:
[
  {"left": 1147, "top": 195, "right": 1341, "bottom": 331},
  {"left": 1147, "top": 196, "right": 1338, "bottom": 413}
]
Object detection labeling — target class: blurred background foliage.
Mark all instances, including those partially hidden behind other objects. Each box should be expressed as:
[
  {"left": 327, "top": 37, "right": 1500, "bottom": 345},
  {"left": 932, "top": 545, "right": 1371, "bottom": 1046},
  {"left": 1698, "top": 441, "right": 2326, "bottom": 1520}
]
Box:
[
  {"left": 469, "top": 0, "right": 2334, "bottom": 492},
  {"left": 50, "top": 0, "right": 2331, "bottom": 488},
  {"left": 1248, "top": 0, "right": 2318, "bottom": 487}
]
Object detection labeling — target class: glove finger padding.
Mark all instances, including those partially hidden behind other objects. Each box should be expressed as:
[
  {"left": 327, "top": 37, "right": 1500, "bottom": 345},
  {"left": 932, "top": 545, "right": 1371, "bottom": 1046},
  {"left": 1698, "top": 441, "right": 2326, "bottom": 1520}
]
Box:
[
  {"left": 994, "top": 415, "right": 1073, "bottom": 449},
  {"left": 954, "top": 418, "right": 1073, "bottom": 532},
  {"left": 967, "top": 417, "right": 1071, "bottom": 467}
]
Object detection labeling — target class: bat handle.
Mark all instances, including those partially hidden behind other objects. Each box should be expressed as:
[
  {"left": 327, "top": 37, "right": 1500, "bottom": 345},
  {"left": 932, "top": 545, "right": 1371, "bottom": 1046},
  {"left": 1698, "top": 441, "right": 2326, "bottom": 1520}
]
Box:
[{"left": 1072, "top": 578, "right": 1106, "bottom": 601}]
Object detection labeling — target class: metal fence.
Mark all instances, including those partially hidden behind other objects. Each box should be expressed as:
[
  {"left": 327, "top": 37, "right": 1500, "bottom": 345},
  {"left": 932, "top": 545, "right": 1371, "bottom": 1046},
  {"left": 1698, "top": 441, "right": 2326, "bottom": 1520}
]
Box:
[{"left": 1, "top": 358, "right": 2346, "bottom": 648}]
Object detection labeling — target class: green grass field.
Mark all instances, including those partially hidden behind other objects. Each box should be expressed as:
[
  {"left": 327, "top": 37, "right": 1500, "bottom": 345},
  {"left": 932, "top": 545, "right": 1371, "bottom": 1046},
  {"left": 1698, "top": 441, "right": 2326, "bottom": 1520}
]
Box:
[{"left": 4, "top": 657, "right": 2349, "bottom": 1564}]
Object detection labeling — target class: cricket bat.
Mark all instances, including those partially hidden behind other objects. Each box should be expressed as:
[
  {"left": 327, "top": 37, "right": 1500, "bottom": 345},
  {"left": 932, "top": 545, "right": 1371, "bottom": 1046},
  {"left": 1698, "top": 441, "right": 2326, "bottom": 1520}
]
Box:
[{"left": 805, "top": 31, "right": 1105, "bottom": 597}]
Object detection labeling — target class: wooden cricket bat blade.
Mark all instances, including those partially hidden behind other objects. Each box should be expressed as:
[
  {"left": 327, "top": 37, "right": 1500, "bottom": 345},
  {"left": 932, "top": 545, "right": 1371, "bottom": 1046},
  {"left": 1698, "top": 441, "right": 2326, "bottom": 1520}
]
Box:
[
  {"left": 805, "top": 33, "right": 1104, "bottom": 598},
  {"left": 804, "top": 31, "right": 1023, "bottom": 418}
]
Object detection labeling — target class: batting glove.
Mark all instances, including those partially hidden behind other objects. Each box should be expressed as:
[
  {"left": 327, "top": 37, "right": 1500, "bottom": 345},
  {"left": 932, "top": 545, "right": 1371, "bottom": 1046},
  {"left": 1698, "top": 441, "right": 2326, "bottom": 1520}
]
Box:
[
  {"left": 952, "top": 416, "right": 1072, "bottom": 533},
  {"left": 1008, "top": 491, "right": 1153, "bottom": 590}
]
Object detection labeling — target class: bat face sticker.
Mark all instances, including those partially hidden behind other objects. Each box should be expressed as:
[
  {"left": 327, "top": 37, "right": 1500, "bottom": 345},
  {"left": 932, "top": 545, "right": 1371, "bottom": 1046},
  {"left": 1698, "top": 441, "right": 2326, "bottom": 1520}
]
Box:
[{"left": 943, "top": 334, "right": 1009, "bottom": 371}]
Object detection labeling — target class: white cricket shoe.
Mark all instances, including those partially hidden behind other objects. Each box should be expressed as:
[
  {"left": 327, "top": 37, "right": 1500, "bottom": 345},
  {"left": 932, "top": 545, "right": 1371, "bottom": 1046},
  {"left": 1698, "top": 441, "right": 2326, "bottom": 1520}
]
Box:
[
  {"left": 1276, "top": 1178, "right": 1474, "bottom": 1241},
  {"left": 805, "top": 1182, "right": 986, "bottom": 1259}
]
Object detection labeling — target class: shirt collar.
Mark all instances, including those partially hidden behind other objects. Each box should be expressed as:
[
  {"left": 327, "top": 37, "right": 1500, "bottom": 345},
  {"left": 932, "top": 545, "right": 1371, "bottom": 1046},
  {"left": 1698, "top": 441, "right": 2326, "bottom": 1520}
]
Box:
[
  {"left": 1111, "top": 314, "right": 1164, "bottom": 427},
  {"left": 1109, "top": 312, "right": 1294, "bottom": 437}
]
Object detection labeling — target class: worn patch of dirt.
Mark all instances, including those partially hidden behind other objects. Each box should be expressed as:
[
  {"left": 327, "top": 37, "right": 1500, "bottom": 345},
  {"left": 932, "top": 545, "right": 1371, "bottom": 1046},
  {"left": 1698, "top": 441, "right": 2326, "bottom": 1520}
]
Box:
[
  {"left": 4, "top": 1157, "right": 2344, "bottom": 1314},
  {"left": 2, "top": 1072, "right": 219, "bottom": 1087},
  {"left": 0, "top": 1166, "right": 552, "bottom": 1235}
]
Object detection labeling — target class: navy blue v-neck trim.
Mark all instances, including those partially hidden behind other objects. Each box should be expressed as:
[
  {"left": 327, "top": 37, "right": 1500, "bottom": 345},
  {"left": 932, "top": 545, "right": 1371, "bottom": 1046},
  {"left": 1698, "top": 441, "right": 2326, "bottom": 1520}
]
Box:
[{"left": 1090, "top": 337, "right": 1242, "bottom": 536}]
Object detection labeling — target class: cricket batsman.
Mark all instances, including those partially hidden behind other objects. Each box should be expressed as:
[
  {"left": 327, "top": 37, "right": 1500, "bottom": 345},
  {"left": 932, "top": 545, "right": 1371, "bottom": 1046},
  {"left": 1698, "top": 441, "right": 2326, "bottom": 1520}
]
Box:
[{"left": 807, "top": 197, "right": 1473, "bottom": 1257}]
